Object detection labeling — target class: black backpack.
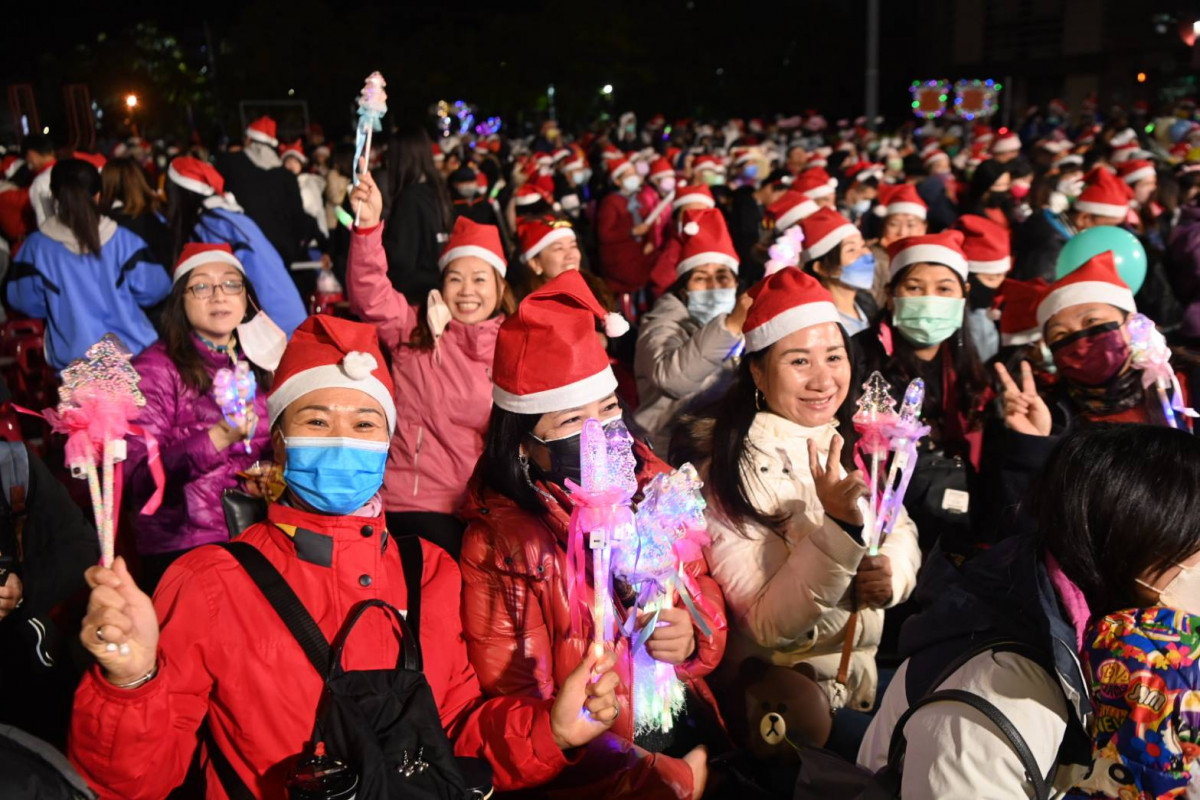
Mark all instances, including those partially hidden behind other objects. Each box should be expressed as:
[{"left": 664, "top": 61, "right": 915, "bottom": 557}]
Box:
[
  {"left": 0, "top": 723, "right": 96, "bottom": 800},
  {"left": 789, "top": 639, "right": 1057, "bottom": 800},
  {"left": 209, "top": 536, "right": 489, "bottom": 800}
]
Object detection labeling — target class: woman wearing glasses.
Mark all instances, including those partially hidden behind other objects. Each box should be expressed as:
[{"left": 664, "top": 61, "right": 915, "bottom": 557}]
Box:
[{"left": 126, "top": 243, "right": 270, "bottom": 592}]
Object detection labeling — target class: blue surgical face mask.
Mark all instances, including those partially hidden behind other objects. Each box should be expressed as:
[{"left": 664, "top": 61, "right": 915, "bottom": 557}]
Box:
[
  {"left": 283, "top": 436, "right": 389, "bottom": 515},
  {"left": 687, "top": 287, "right": 737, "bottom": 325},
  {"left": 838, "top": 252, "right": 876, "bottom": 292},
  {"left": 571, "top": 170, "right": 588, "bottom": 186},
  {"left": 851, "top": 199, "right": 872, "bottom": 216}
]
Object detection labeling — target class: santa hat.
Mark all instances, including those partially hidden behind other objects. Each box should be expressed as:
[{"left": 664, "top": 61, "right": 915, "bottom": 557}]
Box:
[
  {"left": 767, "top": 190, "right": 820, "bottom": 231},
  {"left": 609, "top": 157, "right": 635, "bottom": 180},
  {"left": 844, "top": 161, "right": 883, "bottom": 184},
  {"left": 1, "top": 155, "right": 21, "bottom": 180},
  {"left": 793, "top": 167, "right": 837, "bottom": 199},
  {"left": 887, "top": 230, "right": 969, "bottom": 282},
  {"left": 431, "top": 142, "right": 444, "bottom": 163},
  {"left": 1000, "top": 278, "right": 1048, "bottom": 346},
  {"left": 919, "top": 140, "right": 942, "bottom": 159},
  {"left": 922, "top": 149, "right": 950, "bottom": 168},
  {"left": 514, "top": 180, "right": 555, "bottom": 208},
  {"left": 1117, "top": 159, "right": 1156, "bottom": 185},
  {"left": 677, "top": 208, "right": 739, "bottom": 276},
  {"left": 693, "top": 154, "right": 725, "bottom": 174},
  {"left": 73, "top": 151, "right": 107, "bottom": 171},
  {"left": 806, "top": 153, "right": 829, "bottom": 170},
  {"left": 1075, "top": 167, "right": 1133, "bottom": 219},
  {"left": 672, "top": 184, "right": 716, "bottom": 211},
  {"left": 649, "top": 157, "right": 675, "bottom": 182},
  {"left": 953, "top": 215, "right": 1011, "bottom": 275},
  {"left": 438, "top": 216, "right": 507, "bottom": 276},
  {"left": 268, "top": 316, "right": 396, "bottom": 432},
  {"left": 874, "top": 183, "right": 928, "bottom": 219},
  {"left": 742, "top": 268, "right": 840, "bottom": 353},
  {"left": 1110, "top": 128, "right": 1138, "bottom": 148},
  {"left": 492, "top": 270, "right": 628, "bottom": 414},
  {"left": 173, "top": 242, "right": 245, "bottom": 284},
  {"left": 279, "top": 139, "right": 307, "bottom": 165},
  {"left": 551, "top": 148, "right": 572, "bottom": 165},
  {"left": 601, "top": 144, "right": 623, "bottom": 162},
  {"left": 991, "top": 132, "right": 1021, "bottom": 155},
  {"left": 1036, "top": 250, "right": 1135, "bottom": 327},
  {"left": 973, "top": 124, "right": 995, "bottom": 143},
  {"left": 533, "top": 151, "right": 554, "bottom": 168},
  {"left": 518, "top": 217, "right": 576, "bottom": 262},
  {"left": 245, "top": 116, "right": 279, "bottom": 148},
  {"left": 799, "top": 208, "right": 858, "bottom": 262},
  {"left": 168, "top": 156, "right": 225, "bottom": 196}
]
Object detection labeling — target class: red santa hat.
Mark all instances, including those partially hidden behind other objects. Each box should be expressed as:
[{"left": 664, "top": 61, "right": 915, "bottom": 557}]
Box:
[
  {"left": 922, "top": 149, "right": 950, "bottom": 169},
  {"left": 533, "top": 151, "right": 554, "bottom": 168},
  {"left": 973, "top": 124, "right": 995, "bottom": 143},
  {"left": 601, "top": 144, "right": 623, "bottom": 162},
  {"left": 515, "top": 176, "right": 556, "bottom": 208},
  {"left": 279, "top": 139, "right": 307, "bottom": 165},
  {"left": 518, "top": 217, "right": 577, "bottom": 262},
  {"left": 649, "top": 157, "right": 675, "bottom": 182},
  {"left": 492, "top": 270, "right": 628, "bottom": 414},
  {"left": 799, "top": 208, "right": 859, "bottom": 262},
  {"left": 742, "top": 268, "right": 840, "bottom": 353},
  {"left": 167, "top": 156, "right": 225, "bottom": 196},
  {"left": 806, "top": 152, "right": 829, "bottom": 170},
  {"left": 431, "top": 142, "right": 444, "bottom": 163},
  {"left": 793, "top": 167, "right": 837, "bottom": 199},
  {"left": 267, "top": 315, "right": 396, "bottom": 432},
  {"left": 767, "top": 190, "right": 820, "bottom": 232},
  {"left": 887, "top": 230, "right": 969, "bottom": 282},
  {"left": 999, "top": 278, "right": 1048, "bottom": 346},
  {"left": 438, "top": 216, "right": 507, "bottom": 276},
  {"left": 693, "top": 154, "right": 725, "bottom": 175},
  {"left": 874, "top": 183, "right": 928, "bottom": 220},
  {"left": 672, "top": 184, "right": 716, "bottom": 211},
  {"left": 245, "top": 116, "right": 279, "bottom": 148},
  {"left": 1036, "top": 250, "right": 1135, "bottom": 328},
  {"left": 953, "top": 215, "right": 1011, "bottom": 275},
  {"left": 1075, "top": 167, "right": 1133, "bottom": 219},
  {"left": 73, "top": 151, "right": 107, "bottom": 171},
  {"left": 173, "top": 242, "right": 246, "bottom": 284},
  {"left": 991, "top": 132, "right": 1021, "bottom": 155},
  {"left": 677, "top": 208, "right": 739, "bottom": 276},
  {"left": 609, "top": 157, "right": 635, "bottom": 181},
  {"left": 1117, "top": 159, "right": 1156, "bottom": 186},
  {"left": 844, "top": 161, "right": 884, "bottom": 184}
]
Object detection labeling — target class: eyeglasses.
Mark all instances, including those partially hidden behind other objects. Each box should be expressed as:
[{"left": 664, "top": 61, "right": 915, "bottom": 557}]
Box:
[{"left": 186, "top": 280, "right": 245, "bottom": 299}]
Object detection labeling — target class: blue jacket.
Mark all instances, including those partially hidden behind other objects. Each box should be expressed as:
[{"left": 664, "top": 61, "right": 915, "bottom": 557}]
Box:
[
  {"left": 192, "top": 207, "right": 307, "bottom": 337},
  {"left": 8, "top": 217, "right": 171, "bottom": 369}
]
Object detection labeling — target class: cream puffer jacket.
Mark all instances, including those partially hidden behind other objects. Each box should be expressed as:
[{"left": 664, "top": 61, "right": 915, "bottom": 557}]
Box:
[{"left": 704, "top": 412, "right": 921, "bottom": 712}]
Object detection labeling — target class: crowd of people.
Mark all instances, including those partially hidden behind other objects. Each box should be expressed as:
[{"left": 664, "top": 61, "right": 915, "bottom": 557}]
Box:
[{"left": 0, "top": 94, "right": 1199, "bottom": 799}]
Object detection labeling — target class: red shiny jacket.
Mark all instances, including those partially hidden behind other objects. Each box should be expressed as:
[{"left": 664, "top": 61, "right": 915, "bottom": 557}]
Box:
[
  {"left": 69, "top": 503, "right": 570, "bottom": 799},
  {"left": 459, "top": 446, "right": 728, "bottom": 800}
]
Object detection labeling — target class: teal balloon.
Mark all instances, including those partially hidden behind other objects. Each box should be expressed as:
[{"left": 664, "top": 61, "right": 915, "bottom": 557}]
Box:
[{"left": 1055, "top": 226, "right": 1147, "bottom": 295}]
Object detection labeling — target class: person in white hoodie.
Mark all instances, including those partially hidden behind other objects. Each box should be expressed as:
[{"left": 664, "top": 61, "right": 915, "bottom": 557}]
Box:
[{"left": 703, "top": 267, "right": 920, "bottom": 762}]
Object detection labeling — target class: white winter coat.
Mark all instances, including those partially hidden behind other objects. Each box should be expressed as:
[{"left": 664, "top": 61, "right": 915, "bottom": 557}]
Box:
[{"left": 704, "top": 412, "right": 922, "bottom": 712}]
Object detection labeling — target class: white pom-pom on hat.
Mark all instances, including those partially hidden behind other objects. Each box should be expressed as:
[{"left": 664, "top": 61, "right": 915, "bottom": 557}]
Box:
[
  {"left": 604, "top": 313, "right": 630, "bottom": 338},
  {"left": 342, "top": 351, "right": 379, "bottom": 380},
  {"left": 683, "top": 221, "right": 700, "bottom": 236}
]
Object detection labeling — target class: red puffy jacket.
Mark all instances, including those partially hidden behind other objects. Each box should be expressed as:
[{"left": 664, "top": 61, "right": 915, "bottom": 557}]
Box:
[
  {"left": 69, "top": 503, "right": 571, "bottom": 799},
  {"left": 596, "top": 191, "right": 654, "bottom": 294},
  {"left": 459, "top": 445, "right": 728, "bottom": 800}
]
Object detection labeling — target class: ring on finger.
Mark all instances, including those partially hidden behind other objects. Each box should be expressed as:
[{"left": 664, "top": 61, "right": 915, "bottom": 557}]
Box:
[{"left": 95, "top": 626, "right": 106, "bottom": 643}]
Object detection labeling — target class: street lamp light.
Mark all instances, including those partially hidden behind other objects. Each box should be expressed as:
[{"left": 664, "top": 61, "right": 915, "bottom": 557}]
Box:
[
  {"left": 125, "top": 94, "right": 138, "bottom": 109},
  {"left": 601, "top": 84, "right": 613, "bottom": 95}
]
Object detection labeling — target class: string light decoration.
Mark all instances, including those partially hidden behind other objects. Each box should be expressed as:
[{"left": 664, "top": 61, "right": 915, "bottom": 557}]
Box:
[
  {"left": 953, "top": 79, "right": 1002, "bottom": 121},
  {"left": 910, "top": 79, "right": 951, "bottom": 119}
]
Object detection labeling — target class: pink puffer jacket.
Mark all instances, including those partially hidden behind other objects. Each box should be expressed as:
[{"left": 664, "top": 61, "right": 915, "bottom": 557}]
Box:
[{"left": 347, "top": 223, "right": 500, "bottom": 515}]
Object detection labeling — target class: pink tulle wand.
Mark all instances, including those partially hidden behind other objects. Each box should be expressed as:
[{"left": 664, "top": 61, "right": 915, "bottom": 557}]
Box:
[
  {"left": 873, "top": 379, "right": 931, "bottom": 554},
  {"left": 1128, "top": 313, "right": 1197, "bottom": 429},
  {"left": 853, "top": 371, "right": 897, "bottom": 542},
  {"left": 212, "top": 361, "right": 257, "bottom": 453}
]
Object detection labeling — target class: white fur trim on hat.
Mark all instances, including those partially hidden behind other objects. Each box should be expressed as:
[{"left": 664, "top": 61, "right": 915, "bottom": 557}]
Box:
[
  {"left": 1122, "top": 165, "right": 1155, "bottom": 185},
  {"left": 886, "top": 202, "right": 927, "bottom": 220},
  {"left": 524, "top": 227, "right": 577, "bottom": 261},
  {"left": 172, "top": 249, "right": 246, "bottom": 284},
  {"left": 268, "top": 363, "right": 398, "bottom": 432},
  {"left": 1000, "top": 327, "right": 1042, "bottom": 347},
  {"left": 167, "top": 164, "right": 214, "bottom": 196},
  {"left": 803, "top": 183, "right": 836, "bottom": 200},
  {"left": 673, "top": 193, "right": 715, "bottom": 211},
  {"left": 992, "top": 136, "right": 1021, "bottom": 154},
  {"left": 1036, "top": 281, "right": 1136, "bottom": 328},
  {"left": 676, "top": 251, "right": 740, "bottom": 276},
  {"left": 802, "top": 224, "right": 858, "bottom": 262},
  {"left": 888, "top": 243, "right": 968, "bottom": 281},
  {"left": 967, "top": 256, "right": 1012, "bottom": 275},
  {"left": 515, "top": 192, "right": 547, "bottom": 207},
  {"left": 1074, "top": 200, "right": 1129, "bottom": 219},
  {"left": 775, "top": 201, "right": 819, "bottom": 232},
  {"left": 282, "top": 150, "right": 308, "bottom": 165},
  {"left": 745, "top": 301, "right": 841, "bottom": 353},
  {"left": 492, "top": 365, "right": 618, "bottom": 415},
  {"left": 246, "top": 128, "right": 278, "bottom": 147},
  {"left": 438, "top": 244, "right": 507, "bottom": 277}
]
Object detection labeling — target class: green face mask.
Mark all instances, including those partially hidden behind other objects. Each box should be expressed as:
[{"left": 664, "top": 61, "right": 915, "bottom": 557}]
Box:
[{"left": 892, "top": 296, "right": 965, "bottom": 347}]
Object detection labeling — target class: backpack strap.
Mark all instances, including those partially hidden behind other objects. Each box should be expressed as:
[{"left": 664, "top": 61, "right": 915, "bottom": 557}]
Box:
[
  {"left": 200, "top": 724, "right": 255, "bottom": 800},
  {"left": 886, "top": 688, "right": 1050, "bottom": 800},
  {"left": 220, "top": 541, "right": 330, "bottom": 675},
  {"left": 397, "top": 534, "right": 422, "bottom": 645}
]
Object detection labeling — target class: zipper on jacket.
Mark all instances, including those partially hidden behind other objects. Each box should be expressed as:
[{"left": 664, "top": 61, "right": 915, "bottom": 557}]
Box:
[{"left": 411, "top": 426, "right": 423, "bottom": 495}]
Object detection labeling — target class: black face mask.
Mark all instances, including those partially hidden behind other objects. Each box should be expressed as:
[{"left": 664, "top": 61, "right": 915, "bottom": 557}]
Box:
[
  {"left": 968, "top": 280, "right": 998, "bottom": 311},
  {"left": 529, "top": 430, "right": 584, "bottom": 487},
  {"left": 985, "top": 191, "right": 1012, "bottom": 210}
]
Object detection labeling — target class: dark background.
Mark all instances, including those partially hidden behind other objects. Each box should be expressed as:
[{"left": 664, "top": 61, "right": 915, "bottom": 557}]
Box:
[{"left": 3, "top": 0, "right": 1200, "bottom": 147}]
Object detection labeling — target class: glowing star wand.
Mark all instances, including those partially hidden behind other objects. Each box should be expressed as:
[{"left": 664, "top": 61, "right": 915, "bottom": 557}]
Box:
[
  {"left": 873, "top": 378, "right": 931, "bottom": 554},
  {"left": 352, "top": 71, "right": 388, "bottom": 226},
  {"left": 852, "top": 371, "right": 898, "bottom": 539}
]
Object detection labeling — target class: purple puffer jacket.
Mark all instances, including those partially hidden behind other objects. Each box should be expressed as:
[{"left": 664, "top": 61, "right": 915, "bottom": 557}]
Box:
[
  {"left": 1167, "top": 205, "right": 1200, "bottom": 340},
  {"left": 126, "top": 338, "right": 270, "bottom": 555}
]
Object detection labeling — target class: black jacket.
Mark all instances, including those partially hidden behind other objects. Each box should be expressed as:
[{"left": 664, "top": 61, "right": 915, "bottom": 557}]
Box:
[
  {"left": 383, "top": 182, "right": 447, "bottom": 305},
  {"left": 109, "top": 210, "right": 173, "bottom": 273},
  {"left": 214, "top": 152, "right": 320, "bottom": 267}
]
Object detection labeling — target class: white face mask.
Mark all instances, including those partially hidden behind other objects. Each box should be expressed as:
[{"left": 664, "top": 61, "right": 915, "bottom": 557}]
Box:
[
  {"left": 1137, "top": 562, "right": 1200, "bottom": 615},
  {"left": 621, "top": 175, "right": 641, "bottom": 193},
  {"left": 426, "top": 288, "right": 453, "bottom": 341},
  {"left": 236, "top": 311, "right": 288, "bottom": 372},
  {"left": 455, "top": 183, "right": 478, "bottom": 198}
]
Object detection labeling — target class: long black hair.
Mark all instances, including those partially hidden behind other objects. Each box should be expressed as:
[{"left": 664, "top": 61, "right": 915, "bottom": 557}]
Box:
[
  {"left": 804, "top": 241, "right": 847, "bottom": 288},
  {"left": 166, "top": 181, "right": 206, "bottom": 265},
  {"left": 383, "top": 127, "right": 451, "bottom": 231},
  {"left": 706, "top": 327, "right": 857, "bottom": 538},
  {"left": 1035, "top": 424, "right": 1200, "bottom": 615},
  {"left": 49, "top": 159, "right": 103, "bottom": 255}
]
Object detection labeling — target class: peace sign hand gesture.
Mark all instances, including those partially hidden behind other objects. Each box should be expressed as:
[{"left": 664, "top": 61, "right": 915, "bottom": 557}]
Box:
[
  {"left": 995, "top": 361, "right": 1052, "bottom": 437},
  {"left": 808, "top": 434, "right": 870, "bottom": 526}
]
